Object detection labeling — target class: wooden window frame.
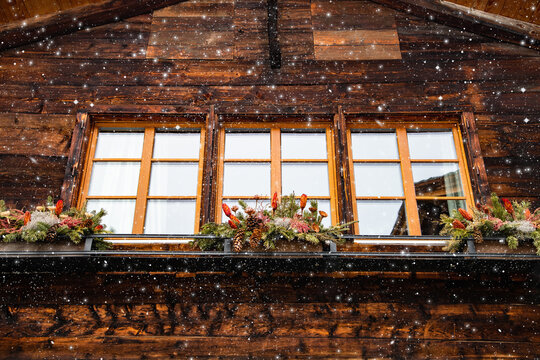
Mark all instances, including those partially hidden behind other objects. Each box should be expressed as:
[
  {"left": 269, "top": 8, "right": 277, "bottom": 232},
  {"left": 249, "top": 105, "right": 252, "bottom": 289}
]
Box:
[
  {"left": 346, "top": 120, "right": 475, "bottom": 236},
  {"left": 214, "top": 121, "right": 339, "bottom": 225},
  {"left": 75, "top": 117, "right": 206, "bottom": 234}
]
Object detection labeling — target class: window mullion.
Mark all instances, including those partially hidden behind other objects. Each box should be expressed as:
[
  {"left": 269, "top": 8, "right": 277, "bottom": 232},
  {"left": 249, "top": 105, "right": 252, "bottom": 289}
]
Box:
[
  {"left": 326, "top": 128, "right": 338, "bottom": 225},
  {"left": 132, "top": 127, "right": 155, "bottom": 234},
  {"left": 396, "top": 128, "right": 421, "bottom": 235},
  {"left": 271, "top": 128, "right": 281, "bottom": 197}
]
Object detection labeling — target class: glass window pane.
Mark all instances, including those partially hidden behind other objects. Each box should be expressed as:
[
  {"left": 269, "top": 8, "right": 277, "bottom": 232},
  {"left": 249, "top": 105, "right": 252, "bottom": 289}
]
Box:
[
  {"left": 354, "top": 163, "right": 404, "bottom": 197},
  {"left": 153, "top": 132, "right": 201, "bottom": 159},
  {"left": 417, "top": 199, "right": 466, "bottom": 235},
  {"left": 144, "top": 200, "right": 196, "bottom": 234},
  {"left": 357, "top": 200, "right": 407, "bottom": 235},
  {"left": 225, "top": 133, "right": 270, "bottom": 159},
  {"left": 282, "top": 163, "right": 330, "bottom": 196},
  {"left": 94, "top": 132, "right": 144, "bottom": 159},
  {"left": 408, "top": 131, "right": 457, "bottom": 159},
  {"left": 223, "top": 163, "right": 270, "bottom": 197},
  {"left": 281, "top": 133, "right": 327, "bottom": 159},
  {"left": 149, "top": 163, "right": 199, "bottom": 196},
  {"left": 88, "top": 162, "right": 140, "bottom": 196},
  {"left": 87, "top": 199, "right": 135, "bottom": 233},
  {"left": 412, "top": 163, "right": 464, "bottom": 196},
  {"left": 351, "top": 132, "right": 399, "bottom": 159}
]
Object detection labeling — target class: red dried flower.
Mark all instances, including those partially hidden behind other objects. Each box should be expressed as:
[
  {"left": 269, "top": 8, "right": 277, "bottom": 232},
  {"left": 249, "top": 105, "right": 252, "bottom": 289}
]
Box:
[
  {"left": 502, "top": 198, "right": 514, "bottom": 215},
  {"left": 271, "top": 192, "right": 278, "bottom": 211},
  {"left": 319, "top": 210, "right": 328, "bottom": 218},
  {"left": 230, "top": 214, "right": 240, "bottom": 226},
  {"left": 525, "top": 208, "right": 531, "bottom": 220},
  {"left": 55, "top": 200, "right": 63, "bottom": 216},
  {"left": 95, "top": 225, "right": 103, "bottom": 231},
  {"left": 452, "top": 219, "right": 466, "bottom": 229},
  {"left": 23, "top": 211, "right": 31, "bottom": 225},
  {"left": 300, "top": 194, "right": 307, "bottom": 211},
  {"left": 228, "top": 220, "right": 237, "bottom": 229},
  {"left": 222, "top": 203, "right": 232, "bottom": 218},
  {"left": 458, "top": 208, "right": 473, "bottom": 221}
]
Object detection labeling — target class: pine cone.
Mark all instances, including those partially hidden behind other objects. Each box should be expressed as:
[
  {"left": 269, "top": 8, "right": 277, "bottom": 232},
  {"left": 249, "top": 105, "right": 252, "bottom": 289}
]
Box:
[
  {"left": 246, "top": 216, "right": 260, "bottom": 232},
  {"left": 473, "top": 228, "right": 483, "bottom": 243},
  {"left": 233, "top": 229, "right": 245, "bottom": 252},
  {"left": 249, "top": 227, "right": 263, "bottom": 249},
  {"left": 44, "top": 224, "right": 60, "bottom": 243}
]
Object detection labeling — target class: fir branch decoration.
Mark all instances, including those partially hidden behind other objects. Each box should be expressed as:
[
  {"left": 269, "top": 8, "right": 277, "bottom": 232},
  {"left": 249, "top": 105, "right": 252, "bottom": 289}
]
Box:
[
  {"left": 440, "top": 193, "right": 540, "bottom": 255},
  {"left": 0, "top": 198, "right": 111, "bottom": 250},
  {"left": 194, "top": 193, "right": 354, "bottom": 252}
]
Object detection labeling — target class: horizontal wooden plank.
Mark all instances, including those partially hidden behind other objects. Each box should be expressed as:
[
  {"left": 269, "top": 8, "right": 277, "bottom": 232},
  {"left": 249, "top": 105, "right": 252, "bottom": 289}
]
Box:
[
  {"left": 313, "top": 29, "right": 399, "bottom": 46},
  {"left": 148, "top": 31, "right": 235, "bottom": 47},
  {"left": 1, "top": 303, "right": 538, "bottom": 341},
  {"left": 0, "top": 113, "right": 75, "bottom": 156},
  {"left": 146, "top": 44, "right": 235, "bottom": 59},
  {"left": 153, "top": 1, "right": 234, "bottom": 17},
  {"left": 311, "top": 14, "right": 397, "bottom": 30},
  {"left": 310, "top": 0, "right": 397, "bottom": 16},
  {"left": 314, "top": 44, "right": 402, "bottom": 60},
  {"left": 1, "top": 335, "right": 538, "bottom": 358}
]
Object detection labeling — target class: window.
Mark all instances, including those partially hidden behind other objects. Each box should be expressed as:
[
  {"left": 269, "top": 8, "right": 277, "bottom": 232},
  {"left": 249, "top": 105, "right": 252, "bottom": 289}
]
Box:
[
  {"left": 78, "top": 120, "right": 205, "bottom": 234},
  {"left": 348, "top": 122, "right": 474, "bottom": 236},
  {"left": 76, "top": 114, "right": 476, "bottom": 238},
  {"left": 215, "top": 122, "right": 338, "bottom": 226}
]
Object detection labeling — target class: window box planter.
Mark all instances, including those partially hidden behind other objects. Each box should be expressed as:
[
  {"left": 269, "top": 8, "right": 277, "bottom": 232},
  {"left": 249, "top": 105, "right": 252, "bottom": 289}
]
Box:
[
  {"left": 467, "top": 238, "right": 537, "bottom": 254},
  {"left": 0, "top": 238, "right": 93, "bottom": 252}
]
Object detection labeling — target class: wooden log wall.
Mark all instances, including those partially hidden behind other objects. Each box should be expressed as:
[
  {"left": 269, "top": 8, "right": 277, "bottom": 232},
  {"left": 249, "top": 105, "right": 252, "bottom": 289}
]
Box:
[
  {"left": 0, "top": 0, "right": 538, "bottom": 209},
  {"left": 0, "top": 1, "right": 539, "bottom": 357},
  {"left": 0, "top": 271, "right": 538, "bottom": 358}
]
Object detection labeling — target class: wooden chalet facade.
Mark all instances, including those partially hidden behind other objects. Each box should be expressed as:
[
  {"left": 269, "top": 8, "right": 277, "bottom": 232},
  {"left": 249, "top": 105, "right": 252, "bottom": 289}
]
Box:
[{"left": 0, "top": 0, "right": 539, "bottom": 358}]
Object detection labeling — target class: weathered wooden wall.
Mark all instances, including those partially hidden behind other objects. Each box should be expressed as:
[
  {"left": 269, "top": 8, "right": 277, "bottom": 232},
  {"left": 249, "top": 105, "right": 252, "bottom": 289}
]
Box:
[
  {"left": 0, "top": 271, "right": 539, "bottom": 358},
  {"left": 0, "top": 0, "right": 538, "bottom": 209},
  {"left": 0, "top": 0, "right": 539, "bottom": 358}
]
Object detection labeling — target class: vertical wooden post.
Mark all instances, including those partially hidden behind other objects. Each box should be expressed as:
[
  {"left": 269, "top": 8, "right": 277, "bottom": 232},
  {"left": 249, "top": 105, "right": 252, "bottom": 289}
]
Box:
[
  {"left": 61, "top": 111, "right": 90, "bottom": 208},
  {"left": 333, "top": 106, "right": 354, "bottom": 225},
  {"left": 200, "top": 105, "right": 219, "bottom": 227},
  {"left": 267, "top": 0, "right": 281, "bottom": 69},
  {"left": 460, "top": 112, "right": 490, "bottom": 203}
]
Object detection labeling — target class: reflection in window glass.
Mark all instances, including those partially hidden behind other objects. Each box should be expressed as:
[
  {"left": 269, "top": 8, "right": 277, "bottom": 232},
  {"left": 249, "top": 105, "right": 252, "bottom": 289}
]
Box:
[
  {"left": 282, "top": 163, "right": 330, "bottom": 196},
  {"left": 88, "top": 162, "right": 140, "bottom": 196},
  {"left": 94, "top": 132, "right": 144, "bottom": 159},
  {"left": 144, "top": 200, "right": 196, "bottom": 234},
  {"left": 357, "top": 200, "right": 407, "bottom": 235},
  {"left": 225, "top": 133, "right": 270, "bottom": 159},
  {"left": 351, "top": 132, "right": 399, "bottom": 159},
  {"left": 87, "top": 199, "right": 136, "bottom": 233},
  {"left": 417, "top": 199, "right": 466, "bottom": 235},
  {"left": 354, "top": 163, "right": 404, "bottom": 197},
  {"left": 223, "top": 163, "right": 270, "bottom": 196},
  {"left": 281, "top": 133, "right": 327, "bottom": 159},
  {"left": 412, "top": 163, "right": 463, "bottom": 197},
  {"left": 153, "top": 132, "right": 201, "bottom": 159},
  {"left": 408, "top": 131, "right": 457, "bottom": 159},
  {"left": 148, "top": 163, "right": 198, "bottom": 196}
]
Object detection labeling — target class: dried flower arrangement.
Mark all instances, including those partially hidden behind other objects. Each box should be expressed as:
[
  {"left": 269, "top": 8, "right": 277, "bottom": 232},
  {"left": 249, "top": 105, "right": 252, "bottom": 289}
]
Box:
[
  {"left": 195, "top": 193, "right": 353, "bottom": 251},
  {"left": 0, "top": 197, "right": 111, "bottom": 250},
  {"left": 440, "top": 193, "right": 540, "bottom": 255}
]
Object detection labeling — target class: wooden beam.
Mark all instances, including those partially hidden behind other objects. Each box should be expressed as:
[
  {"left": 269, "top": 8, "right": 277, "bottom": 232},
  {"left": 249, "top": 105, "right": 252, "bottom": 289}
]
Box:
[
  {"left": 333, "top": 106, "right": 355, "bottom": 226},
  {"left": 459, "top": 112, "right": 490, "bottom": 204},
  {"left": 60, "top": 112, "right": 90, "bottom": 209},
  {"left": 368, "top": 0, "right": 540, "bottom": 51},
  {"left": 199, "top": 105, "right": 218, "bottom": 227},
  {"left": 266, "top": 0, "right": 282, "bottom": 69},
  {"left": 0, "top": 0, "right": 185, "bottom": 51}
]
